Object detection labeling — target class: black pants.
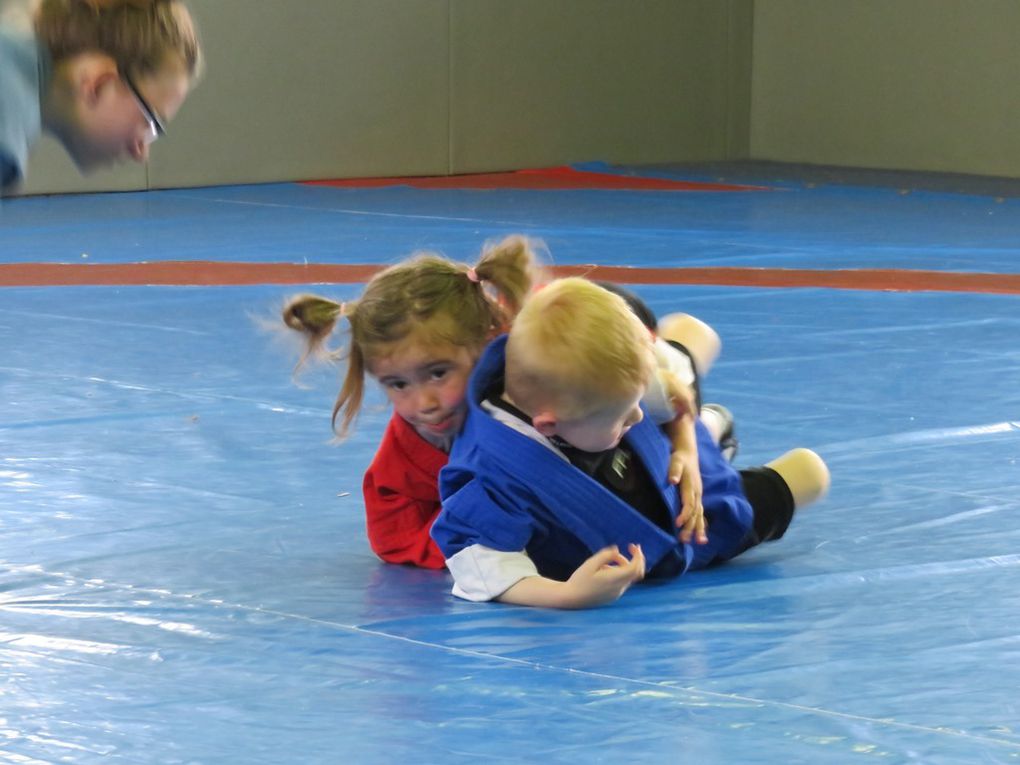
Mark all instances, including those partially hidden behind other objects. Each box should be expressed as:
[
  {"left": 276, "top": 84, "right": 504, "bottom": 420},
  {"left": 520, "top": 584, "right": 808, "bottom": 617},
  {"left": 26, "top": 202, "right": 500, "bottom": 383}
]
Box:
[{"left": 739, "top": 466, "right": 796, "bottom": 549}]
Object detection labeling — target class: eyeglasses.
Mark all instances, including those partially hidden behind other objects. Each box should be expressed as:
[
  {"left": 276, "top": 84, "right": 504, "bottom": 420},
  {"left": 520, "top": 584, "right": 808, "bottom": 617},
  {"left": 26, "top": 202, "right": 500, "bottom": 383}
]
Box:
[{"left": 122, "top": 72, "right": 166, "bottom": 144}]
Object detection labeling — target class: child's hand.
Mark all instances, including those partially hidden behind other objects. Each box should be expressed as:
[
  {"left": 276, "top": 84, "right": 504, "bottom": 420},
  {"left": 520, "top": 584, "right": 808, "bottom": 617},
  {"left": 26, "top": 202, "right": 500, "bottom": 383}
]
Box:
[
  {"left": 660, "top": 373, "right": 709, "bottom": 545},
  {"left": 496, "top": 545, "right": 645, "bottom": 609},
  {"left": 675, "top": 469, "right": 708, "bottom": 545},
  {"left": 563, "top": 544, "right": 646, "bottom": 607}
]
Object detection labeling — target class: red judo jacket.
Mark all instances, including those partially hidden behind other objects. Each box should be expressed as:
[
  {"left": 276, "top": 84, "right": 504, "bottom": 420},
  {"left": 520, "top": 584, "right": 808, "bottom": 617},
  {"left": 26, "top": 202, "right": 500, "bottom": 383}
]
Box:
[{"left": 362, "top": 413, "right": 448, "bottom": 569}]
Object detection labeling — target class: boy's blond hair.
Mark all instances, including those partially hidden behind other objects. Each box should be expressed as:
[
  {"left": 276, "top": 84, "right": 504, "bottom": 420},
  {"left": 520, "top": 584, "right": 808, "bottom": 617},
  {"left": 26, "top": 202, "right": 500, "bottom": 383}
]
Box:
[{"left": 506, "top": 277, "right": 655, "bottom": 419}]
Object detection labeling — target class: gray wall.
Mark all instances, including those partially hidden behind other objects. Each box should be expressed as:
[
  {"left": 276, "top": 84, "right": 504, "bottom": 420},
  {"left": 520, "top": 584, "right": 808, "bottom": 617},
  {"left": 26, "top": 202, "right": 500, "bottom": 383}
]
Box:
[
  {"left": 448, "top": 0, "right": 752, "bottom": 173},
  {"left": 20, "top": 0, "right": 752, "bottom": 194},
  {"left": 750, "top": 0, "right": 1020, "bottom": 178},
  {"left": 21, "top": 0, "right": 1019, "bottom": 195}
]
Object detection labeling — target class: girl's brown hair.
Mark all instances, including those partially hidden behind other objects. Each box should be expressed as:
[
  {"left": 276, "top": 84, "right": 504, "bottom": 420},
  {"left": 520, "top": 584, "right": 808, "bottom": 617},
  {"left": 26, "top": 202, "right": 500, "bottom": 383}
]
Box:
[
  {"left": 283, "top": 235, "right": 542, "bottom": 437},
  {"left": 35, "top": 0, "right": 201, "bottom": 78}
]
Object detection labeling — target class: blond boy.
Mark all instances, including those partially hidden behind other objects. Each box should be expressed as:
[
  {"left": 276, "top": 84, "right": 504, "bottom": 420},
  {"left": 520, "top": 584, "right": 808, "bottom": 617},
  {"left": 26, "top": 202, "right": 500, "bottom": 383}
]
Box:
[{"left": 432, "top": 278, "right": 829, "bottom": 609}]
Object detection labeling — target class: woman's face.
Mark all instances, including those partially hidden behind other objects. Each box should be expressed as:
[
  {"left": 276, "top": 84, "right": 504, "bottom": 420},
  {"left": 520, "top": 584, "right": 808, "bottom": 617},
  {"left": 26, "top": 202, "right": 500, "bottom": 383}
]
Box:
[{"left": 63, "top": 56, "right": 191, "bottom": 171}]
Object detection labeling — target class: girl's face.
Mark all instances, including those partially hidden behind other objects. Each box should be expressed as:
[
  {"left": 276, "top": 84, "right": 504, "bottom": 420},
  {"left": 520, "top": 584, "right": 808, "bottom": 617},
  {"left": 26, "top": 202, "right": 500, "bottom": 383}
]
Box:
[{"left": 368, "top": 334, "right": 478, "bottom": 450}]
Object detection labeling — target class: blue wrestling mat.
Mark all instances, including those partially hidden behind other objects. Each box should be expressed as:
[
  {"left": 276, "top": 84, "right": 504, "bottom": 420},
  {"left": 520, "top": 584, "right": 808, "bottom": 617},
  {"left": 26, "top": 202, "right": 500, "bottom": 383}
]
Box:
[{"left": 1, "top": 164, "right": 1018, "bottom": 763}]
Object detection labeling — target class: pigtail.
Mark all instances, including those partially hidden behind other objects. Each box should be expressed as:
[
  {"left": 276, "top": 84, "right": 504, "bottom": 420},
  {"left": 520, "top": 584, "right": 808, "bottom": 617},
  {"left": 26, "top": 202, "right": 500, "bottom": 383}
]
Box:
[
  {"left": 332, "top": 340, "right": 367, "bottom": 438},
  {"left": 471, "top": 234, "right": 545, "bottom": 330},
  {"left": 282, "top": 293, "right": 346, "bottom": 369},
  {"left": 282, "top": 293, "right": 370, "bottom": 438}
]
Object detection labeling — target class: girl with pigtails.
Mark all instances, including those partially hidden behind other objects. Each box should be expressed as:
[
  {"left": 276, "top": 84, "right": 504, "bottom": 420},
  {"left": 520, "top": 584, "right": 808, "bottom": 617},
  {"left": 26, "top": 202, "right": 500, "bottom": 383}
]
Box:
[
  {"left": 1, "top": 0, "right": 201, "bottom": 192},
  {"left": 282, "top": 236, "right": 542, "bottom": 569}
]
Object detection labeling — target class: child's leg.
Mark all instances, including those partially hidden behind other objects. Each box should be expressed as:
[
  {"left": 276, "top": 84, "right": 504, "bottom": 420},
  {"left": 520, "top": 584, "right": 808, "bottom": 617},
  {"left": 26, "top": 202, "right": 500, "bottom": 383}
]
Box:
[
  {"left": 738, "top": 448, "right": 829, "bottom": 545},
  {"left": 657, "top": 312, "right": 721, "bottom": 377},
  {"left": 700, "top": 402, "right": 738, "bottom": 462},
  {"left": 766, "top": 448, "right": 830, "bottom": 509}
]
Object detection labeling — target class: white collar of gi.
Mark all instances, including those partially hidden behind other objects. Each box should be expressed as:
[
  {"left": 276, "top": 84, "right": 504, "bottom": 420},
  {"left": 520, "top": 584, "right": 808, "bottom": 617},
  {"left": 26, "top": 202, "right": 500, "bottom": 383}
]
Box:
[{"left": 480, "top": 398, "right": 569, "bottom": 462}]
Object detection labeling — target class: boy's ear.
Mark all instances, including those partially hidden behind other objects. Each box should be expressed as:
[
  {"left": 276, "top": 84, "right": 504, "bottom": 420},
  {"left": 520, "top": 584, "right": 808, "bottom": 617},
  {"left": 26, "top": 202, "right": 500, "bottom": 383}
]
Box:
[{"left": 531, "top": 411, "right": 559, "bottom": 437}]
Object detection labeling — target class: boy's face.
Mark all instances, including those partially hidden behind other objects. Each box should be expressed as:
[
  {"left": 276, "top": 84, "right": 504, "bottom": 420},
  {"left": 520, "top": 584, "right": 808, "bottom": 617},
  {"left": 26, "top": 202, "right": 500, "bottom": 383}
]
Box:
[
  {"left": 549, "top": 388, "right": 645, "bottom": 453},
  {"left": 368, "top": 335, "right": 477, "bottom": 449}
]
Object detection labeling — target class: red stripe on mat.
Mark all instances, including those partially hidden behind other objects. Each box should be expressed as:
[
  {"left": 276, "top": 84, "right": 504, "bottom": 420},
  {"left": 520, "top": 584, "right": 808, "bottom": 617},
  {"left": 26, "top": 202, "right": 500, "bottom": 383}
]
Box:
[
  {"left": 303, "top": 166, "right": 765, "bottom": 192},
  {"left": 3, "top": 261, "right": 1020, "bottom": 294}
]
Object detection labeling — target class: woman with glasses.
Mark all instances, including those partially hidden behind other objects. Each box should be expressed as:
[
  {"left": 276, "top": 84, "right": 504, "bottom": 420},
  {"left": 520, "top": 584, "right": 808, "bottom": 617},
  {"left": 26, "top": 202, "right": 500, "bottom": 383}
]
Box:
[{"left": 1, "top": 0, "right": 201, "bottom": 194}]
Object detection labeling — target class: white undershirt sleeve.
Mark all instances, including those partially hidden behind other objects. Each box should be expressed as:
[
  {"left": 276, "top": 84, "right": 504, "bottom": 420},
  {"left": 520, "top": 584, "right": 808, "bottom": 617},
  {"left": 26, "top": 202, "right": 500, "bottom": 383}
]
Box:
[{"left": 445, "top": 545, "right": 539, "bottom": 602}]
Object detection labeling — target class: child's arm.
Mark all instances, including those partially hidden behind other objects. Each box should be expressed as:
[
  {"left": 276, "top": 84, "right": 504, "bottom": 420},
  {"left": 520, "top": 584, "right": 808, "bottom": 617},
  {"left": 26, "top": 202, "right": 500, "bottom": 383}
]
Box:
[
  {"left": 496, "top": 545, "right": 646, "bottom": 609},
  {"left": 437, "top": 469, "right": 643, "bottom": 608},
  {"left": 363, "top": 472, "right": 447, "bottom": 570},
  {"left": 642, "top": 339, "right": 709, "bottom": 544},
  {"left": 660, "top": 372, "right": 708, "bottom": 545}
]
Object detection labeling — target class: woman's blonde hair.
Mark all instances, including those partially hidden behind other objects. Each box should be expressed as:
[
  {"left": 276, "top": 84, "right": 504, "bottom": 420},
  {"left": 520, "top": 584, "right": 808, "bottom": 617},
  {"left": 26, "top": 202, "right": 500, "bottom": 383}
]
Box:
[
  {"left": 35, "top": 0, "right": 201, "bottom": 78},
  {"left": 506, "top": 277, "right": 655, "bottom": 419},
  {"left": 283, "top": 235, "right": 542, "bottom": 437}
]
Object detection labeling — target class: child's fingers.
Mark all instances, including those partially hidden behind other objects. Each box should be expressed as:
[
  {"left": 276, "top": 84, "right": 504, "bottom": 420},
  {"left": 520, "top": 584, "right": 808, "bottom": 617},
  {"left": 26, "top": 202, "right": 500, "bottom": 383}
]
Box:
[
  {"left": 680, "top": 513, "right": 708, "bottom": 545},
  {"left": 675, "top": 487, "right": 701, "bottom": 525},
  {"left": 677, "top": 505, "right": 708, "bottom": 545},
  {"left": 593, "top": 544, "right": 645, "bottom": 585},
  {"left": 587, "top": 545, "right": 624, "bottom": 571},
  {"left": 695, "top": 515, "right": 709, "bottom": 545},
  {"left": 678, "top": 479, "right": 702, "bottom": 525},
  {"left": 677, "top": 512, "right": 694, "bottom": 542},
  {"left": 676, "top": 496, "right": 692, "bottom": 525},
  {"left": 627, "top": 543, "right": 646, "bottom": 580},
  {"left": 668, "top": 454, "right": 685, "bottom": 485}
]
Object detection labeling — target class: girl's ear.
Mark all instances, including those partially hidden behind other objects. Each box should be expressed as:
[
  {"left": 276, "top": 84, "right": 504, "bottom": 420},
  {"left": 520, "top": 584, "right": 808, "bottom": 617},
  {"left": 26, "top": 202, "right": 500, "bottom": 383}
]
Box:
[{"left": 531, "top": 411, "right": 559, "bottom": 437}]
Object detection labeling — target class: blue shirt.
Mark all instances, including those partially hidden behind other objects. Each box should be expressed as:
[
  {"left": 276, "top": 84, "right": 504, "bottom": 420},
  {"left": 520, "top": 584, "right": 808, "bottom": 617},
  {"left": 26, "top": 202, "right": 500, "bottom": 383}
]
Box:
[{"left": 1, "top": 27, "right": 48, "bottom": 192}]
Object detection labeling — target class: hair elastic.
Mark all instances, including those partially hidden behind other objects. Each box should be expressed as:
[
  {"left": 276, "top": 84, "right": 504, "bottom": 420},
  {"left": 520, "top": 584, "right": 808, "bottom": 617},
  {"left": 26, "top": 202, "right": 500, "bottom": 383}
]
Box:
[{"left": 466, "top": 268, "right": 480, "bottom": 283}]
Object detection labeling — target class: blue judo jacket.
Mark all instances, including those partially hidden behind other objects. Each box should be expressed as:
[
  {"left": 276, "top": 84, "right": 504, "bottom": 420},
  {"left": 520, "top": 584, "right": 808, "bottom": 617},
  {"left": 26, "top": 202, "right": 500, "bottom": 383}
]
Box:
[{"left": 432, "top": 336, "right": 755, "bottom": 582}]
